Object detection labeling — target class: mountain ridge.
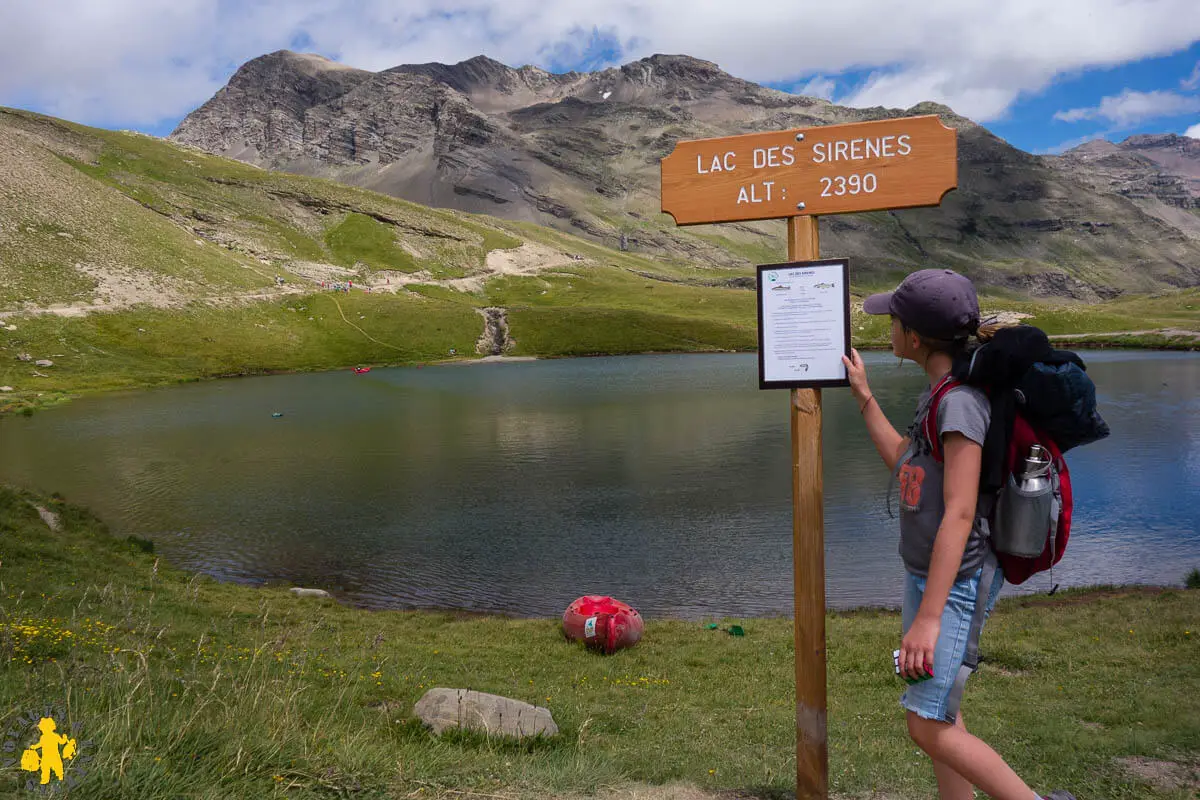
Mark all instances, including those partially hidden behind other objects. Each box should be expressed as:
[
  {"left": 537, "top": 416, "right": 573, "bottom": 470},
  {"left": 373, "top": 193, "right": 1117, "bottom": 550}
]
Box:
[{"left": 170, "top": 50, "right": 1200, "bottom": 301}]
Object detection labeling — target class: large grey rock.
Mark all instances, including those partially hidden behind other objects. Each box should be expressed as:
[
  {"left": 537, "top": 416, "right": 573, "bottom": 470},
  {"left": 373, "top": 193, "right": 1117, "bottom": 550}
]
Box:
[{"left": 413, "top": 688, "right": 558, "bottom": 738}]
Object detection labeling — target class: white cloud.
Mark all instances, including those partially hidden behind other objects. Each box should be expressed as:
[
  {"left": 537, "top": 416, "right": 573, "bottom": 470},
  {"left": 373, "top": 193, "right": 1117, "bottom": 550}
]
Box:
[
  {"left": 1183, "top": 62, "right": 1200, "bottom": 90},
  {"left": 1053, "top": 108, "right": 1095, "bottom": 123},
  {"left": 839, "top": 66, "right": 1021, "bottom": 121},
  {"left": 794, "top": 76, "right": 836, "bottom": 101},
  {"left": 2, "top": 0, "right": 1200, "bottom": 128},
  {"left": 1185, "top": 122, "right": 1200, "bottom": 138},
  {"left": 1054, "top": 89, "right": 1200, "bottom": 127}
]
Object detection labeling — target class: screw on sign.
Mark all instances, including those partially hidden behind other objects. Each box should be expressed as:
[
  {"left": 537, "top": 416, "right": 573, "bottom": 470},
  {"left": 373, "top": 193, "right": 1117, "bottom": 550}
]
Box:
[{"left": 660, "top": 114, "right": 957, "bottom": 800}]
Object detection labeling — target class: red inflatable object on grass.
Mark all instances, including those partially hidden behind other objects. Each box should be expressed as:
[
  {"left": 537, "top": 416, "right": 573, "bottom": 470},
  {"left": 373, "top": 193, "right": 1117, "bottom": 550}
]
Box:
[{"left": 562, "top": 595, "right": 644, "bottom": 654}]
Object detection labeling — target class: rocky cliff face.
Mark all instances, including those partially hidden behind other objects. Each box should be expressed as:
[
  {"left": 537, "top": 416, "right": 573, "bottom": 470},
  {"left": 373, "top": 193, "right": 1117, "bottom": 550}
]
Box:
[
  {"left": 1051, "top": 134, "right": 1200, "bottom": 247},
  {"left": 1055, "top": 134, "right": 1200, "bottom": 209},
  {"left": 1120, "top": 134, "right": 1200, "bottom": 201},
  {"left": 172, "top": 50, "right": 1200, "bottom": 298}
]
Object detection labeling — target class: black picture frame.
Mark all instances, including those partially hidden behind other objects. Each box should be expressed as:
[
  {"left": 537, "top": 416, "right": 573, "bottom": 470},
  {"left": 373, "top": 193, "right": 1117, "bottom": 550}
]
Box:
[{"left": 757, "top": 259, "right": 852, "bottom": 390}]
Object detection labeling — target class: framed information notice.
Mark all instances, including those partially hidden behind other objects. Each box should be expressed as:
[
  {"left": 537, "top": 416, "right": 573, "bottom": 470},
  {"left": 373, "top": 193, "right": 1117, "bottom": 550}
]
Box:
[{"left": 756, "top": 259, "right": 851, "bottom": 390}]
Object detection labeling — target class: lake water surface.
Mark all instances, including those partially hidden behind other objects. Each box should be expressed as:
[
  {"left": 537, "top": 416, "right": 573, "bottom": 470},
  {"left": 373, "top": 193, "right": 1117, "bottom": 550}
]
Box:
[{"left": 1, "top": 350, "right": 1197, "bottom": 618}]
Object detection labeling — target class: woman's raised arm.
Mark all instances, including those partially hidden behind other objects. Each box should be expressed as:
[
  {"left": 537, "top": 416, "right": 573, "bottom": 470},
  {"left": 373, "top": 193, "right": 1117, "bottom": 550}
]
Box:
[{"left": 843, "top": 349, "right": 908, "bottom": 472}]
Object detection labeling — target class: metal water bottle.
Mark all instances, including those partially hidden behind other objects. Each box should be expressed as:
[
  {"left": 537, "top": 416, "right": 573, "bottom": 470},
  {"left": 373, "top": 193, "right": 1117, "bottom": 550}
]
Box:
[
  {"left": 1019, "top": 444, "right": 1052, "bottom": 492},
  {"left": 995, "top": 443, "right": 1056, "bottom": 558}
]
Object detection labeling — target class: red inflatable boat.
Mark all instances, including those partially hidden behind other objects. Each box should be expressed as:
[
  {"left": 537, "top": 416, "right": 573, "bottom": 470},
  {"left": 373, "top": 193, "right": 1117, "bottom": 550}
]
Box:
[{"left": 562, "top": 595, "right": 644, "bottom": 654}]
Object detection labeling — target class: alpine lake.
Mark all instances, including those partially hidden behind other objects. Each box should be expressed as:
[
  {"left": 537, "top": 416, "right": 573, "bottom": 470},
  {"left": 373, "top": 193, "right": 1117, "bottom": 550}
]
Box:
[{"left": 1, "top": 350, "right": 1196, "bottom": 619}]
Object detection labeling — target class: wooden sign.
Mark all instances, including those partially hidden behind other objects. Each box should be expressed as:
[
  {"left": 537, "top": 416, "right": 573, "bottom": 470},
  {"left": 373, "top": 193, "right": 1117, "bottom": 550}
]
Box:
[
  {"left": 658, "top": 115, "right": 958, "bottom": 800},
  {"left": 661, "top": 115, "right": 956, "bottom": 225}
]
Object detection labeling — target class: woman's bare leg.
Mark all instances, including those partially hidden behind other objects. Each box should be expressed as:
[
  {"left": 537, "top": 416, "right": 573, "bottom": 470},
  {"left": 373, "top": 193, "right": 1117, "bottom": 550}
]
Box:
[
  {"left": 908, "top": 711, "right": 1036, "bottom": 800},
  {"left": 930, "top": 712, "right": 974, "bottom": 800}
]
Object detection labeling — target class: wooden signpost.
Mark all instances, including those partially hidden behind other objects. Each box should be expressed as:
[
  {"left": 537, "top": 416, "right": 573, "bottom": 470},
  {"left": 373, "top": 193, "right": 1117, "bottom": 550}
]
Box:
[{"left": 660, "top": 113, "right": 957, "bottom": 799}]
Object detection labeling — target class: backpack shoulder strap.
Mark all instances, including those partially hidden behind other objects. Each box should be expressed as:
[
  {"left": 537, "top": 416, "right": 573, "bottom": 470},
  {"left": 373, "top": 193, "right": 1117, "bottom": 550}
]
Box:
[{"left": 923, "top": 376, "right": 961, "bottom": 464}]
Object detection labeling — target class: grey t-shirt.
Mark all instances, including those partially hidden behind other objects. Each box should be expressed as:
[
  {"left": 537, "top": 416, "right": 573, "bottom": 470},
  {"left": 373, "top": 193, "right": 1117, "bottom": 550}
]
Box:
[{"left": 897, "top": 383, "right": 992, "bottom": 580}]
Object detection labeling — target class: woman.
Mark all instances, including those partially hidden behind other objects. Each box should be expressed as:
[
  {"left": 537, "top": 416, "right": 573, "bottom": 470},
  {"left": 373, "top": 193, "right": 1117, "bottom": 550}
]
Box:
[{"left": 843, "top": 269, "right": 1073, "bottom": 800}]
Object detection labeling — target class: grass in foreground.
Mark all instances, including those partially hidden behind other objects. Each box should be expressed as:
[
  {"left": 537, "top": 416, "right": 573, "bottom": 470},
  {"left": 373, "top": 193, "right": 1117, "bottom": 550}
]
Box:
[{"left": 1, "top": 487, "right": 1197, "bottom": 799}]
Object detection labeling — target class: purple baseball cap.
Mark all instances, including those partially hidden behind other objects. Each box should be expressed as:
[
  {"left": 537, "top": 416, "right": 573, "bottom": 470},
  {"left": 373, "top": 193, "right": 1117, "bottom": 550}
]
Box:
[{"left": 863, "top": 269, "right": 980, "bottom": 339}]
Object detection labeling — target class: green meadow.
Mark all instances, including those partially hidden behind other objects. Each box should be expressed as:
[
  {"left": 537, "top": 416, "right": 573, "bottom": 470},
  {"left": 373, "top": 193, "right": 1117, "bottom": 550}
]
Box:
[{"left": 2, "top": 487, "right": 1197, "bottom": 799}]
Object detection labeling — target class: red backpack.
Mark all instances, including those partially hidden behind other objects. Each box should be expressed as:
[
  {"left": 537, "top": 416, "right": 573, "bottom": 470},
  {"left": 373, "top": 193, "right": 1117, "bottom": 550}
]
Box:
[{"left": 925, "top": 378, "right": 1073, "bottom": 586}]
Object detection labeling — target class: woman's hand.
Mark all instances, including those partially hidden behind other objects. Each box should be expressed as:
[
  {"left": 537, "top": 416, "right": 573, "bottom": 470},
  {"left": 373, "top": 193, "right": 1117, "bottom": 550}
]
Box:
[
  {"left": 842, "top": 348, "right": 871, "bottom": 405},
  {"left": 900, "top": 614, "right": 939, "bottom": 681}
]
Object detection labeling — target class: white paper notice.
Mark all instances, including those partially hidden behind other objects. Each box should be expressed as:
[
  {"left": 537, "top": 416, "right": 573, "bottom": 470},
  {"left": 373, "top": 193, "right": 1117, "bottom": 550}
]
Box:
[{"left": 760, "top": 261, "right": 848, "bottom": 385}]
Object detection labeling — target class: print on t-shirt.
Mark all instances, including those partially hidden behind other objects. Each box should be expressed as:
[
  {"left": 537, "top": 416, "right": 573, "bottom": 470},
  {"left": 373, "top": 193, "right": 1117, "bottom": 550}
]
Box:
[{"left": 898, "top": 462, "right": 925, "bottom": 512}]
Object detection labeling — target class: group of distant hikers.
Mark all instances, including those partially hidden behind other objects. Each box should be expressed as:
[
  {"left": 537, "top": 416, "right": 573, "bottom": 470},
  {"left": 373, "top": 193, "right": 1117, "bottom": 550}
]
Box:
[
  {"left": 319, "top": 280, "right": 365, "bottom": 293},
  {"left": 846, "top": 268, "right": 1108, "bottom": 800},
  {"left": 276, "top": 275, "right": 374, "bottom": 294}
]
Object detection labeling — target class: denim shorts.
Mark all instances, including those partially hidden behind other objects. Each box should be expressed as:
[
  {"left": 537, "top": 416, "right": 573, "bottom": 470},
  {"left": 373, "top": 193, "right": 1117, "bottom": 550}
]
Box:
[{"left": 900, "top": 563, "right": 1004, "bottom": 723}]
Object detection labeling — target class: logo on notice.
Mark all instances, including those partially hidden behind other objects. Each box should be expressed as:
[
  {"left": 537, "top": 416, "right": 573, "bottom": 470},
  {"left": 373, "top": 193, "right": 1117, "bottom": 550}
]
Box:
[{"left": 2, "top": 706, "right": 93, "bottom": 794}]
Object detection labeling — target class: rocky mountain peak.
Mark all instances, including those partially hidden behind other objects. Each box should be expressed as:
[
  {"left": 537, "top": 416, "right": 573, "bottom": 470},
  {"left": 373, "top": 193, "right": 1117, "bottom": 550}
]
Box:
[
  {"left": 1116, "top": 132, "right": 1200, "bottom": 199},
  {"left": 901, "top": 101, "right": 977, "bottom": 130},
  {"left": 386, "top": 54, "right": 580, "bottom": 112},
  {"left": 1122, "top": 132, "right": 1200, "bottom": 152},
  {"left": 171, "top": 49, "right": 371, "bottom": 160},
  {"left": 620, "top": 53, "right": 727, "bottom": 82},
  {"left": 229, "top": 49, "right": 368, "bottom": 86},
  {"left": 1056, "top": 130, "right": 1200, "bottom": 210},
  {"left": 1064, "top": 139, "right": 1123, "bottom": 158},
  {"left": 387, "top": 54, "right": 516, "bottom": 93},
  {"left": 170, "top": 50, "right": 1200, "bottom": 296}
]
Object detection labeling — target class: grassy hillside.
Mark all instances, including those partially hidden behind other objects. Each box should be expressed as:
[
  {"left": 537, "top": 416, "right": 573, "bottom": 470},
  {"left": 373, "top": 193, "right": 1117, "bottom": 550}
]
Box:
[
  {"left": 0, "top": 106, "right": 544, "bottom": 305},
  {"left": 0, "top": 106, "right": 1197, "bottom": 415},
  {"left": 2, "top": 485, "right": 1197, "bottom": 799}
]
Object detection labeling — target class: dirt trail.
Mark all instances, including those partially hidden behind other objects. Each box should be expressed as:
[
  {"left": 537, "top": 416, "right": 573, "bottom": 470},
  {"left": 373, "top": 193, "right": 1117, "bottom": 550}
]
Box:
[
  {"left": 0, "top": 242, "right": 583, "bottom": 320},
  {"left": 362, "top": 241, "right": 585, "bottom": 295},
  {"left": 329, "top": 296, "right": 408, "bottom": 353},
  {"left": 10, "top": 246, "right": 1194, "bottom": 350},
  {"left": 0, "top": 285, "right": 307, "bottom": 319},
  {"left": 1049, "top": 328, "right": 1200, "bottom": 340}
]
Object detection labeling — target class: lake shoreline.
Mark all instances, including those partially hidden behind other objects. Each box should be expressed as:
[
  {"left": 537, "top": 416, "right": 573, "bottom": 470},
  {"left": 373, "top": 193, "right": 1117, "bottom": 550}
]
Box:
[
  {"left": 273, "top": 578, "right": 1184, "bottom": 620},
  {"left": 3, "top": 327, "right": 1198, "bottom": 418}
]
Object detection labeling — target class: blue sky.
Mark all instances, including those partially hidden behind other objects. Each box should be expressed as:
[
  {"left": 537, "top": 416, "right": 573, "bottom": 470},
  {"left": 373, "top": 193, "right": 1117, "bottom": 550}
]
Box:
[
  {"left": 2, "top": 1, "right": 1199, "bottom": 155},
  {"left": 763, "top": 41, "right": 1200, "bottom": 154},
  {"left": 969, "top": 41, "right": 1200, "bottom": 152}
]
